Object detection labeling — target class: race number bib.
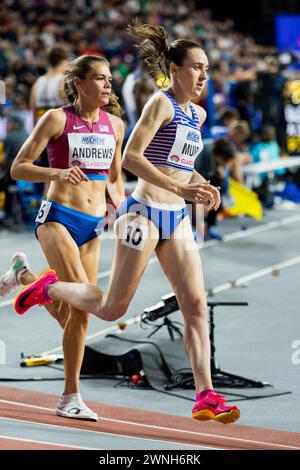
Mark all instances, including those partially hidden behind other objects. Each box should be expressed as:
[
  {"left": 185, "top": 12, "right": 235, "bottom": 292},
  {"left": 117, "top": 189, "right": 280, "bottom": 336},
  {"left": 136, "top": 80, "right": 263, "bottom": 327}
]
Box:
[
  {"left": 166, "top": 124, "right": 202, "bottom": 170},
  {"left": 68, "top": 133, "right": 116, "bottom": 170},
  {"left": 35, "top": 200, "right": 52, "bottom": 223},
  {"left": 121, "top": 221, "right": 148, "bottom": 251}
]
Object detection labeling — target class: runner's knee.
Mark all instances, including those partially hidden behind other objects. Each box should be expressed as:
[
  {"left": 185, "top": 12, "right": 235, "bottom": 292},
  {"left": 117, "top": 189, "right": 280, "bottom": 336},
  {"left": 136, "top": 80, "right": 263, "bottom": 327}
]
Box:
[
  {"left": 179, "top": 296, "right": 208, "bottom": 322},
  {"left": 67, "top": 309, "right": 90, "bottom": 329},
  {"left": 96, "top": 301, "right": 129, "bottom": 322}
]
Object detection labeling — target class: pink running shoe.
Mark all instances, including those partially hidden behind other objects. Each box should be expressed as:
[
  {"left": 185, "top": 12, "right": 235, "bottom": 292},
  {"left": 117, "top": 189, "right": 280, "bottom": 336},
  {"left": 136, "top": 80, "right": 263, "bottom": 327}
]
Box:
[
  {"left": 14, "top": 269, "right": 59, "bottom": 315},
  {"left": 192, "top": 389, "right": 240, "bottom": 424}
]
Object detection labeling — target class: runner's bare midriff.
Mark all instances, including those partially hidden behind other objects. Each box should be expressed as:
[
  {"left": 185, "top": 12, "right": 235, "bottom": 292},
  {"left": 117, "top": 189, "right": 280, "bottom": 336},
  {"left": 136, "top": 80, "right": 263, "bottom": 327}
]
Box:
[
  {"left": 47, "top": 179, "right": 107, "bottom": 217},
  {"left": 135, "top": 165, "right": 191, "bottom": 206}
]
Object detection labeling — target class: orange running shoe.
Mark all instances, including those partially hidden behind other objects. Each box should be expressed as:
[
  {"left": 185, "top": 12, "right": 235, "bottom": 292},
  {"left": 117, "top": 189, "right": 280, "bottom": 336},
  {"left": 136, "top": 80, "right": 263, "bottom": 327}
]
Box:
[{"left": 192, "top": 389, "right": 240, "bottom": 424}]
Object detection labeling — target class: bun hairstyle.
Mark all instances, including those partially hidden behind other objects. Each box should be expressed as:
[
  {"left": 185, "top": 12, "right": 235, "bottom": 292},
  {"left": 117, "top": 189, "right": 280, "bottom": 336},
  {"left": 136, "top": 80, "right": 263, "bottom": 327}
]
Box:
[
  {"left": 64, "top": 55, "right": 122, "bottom": 117},
  {"left": 127, "top": 21, "right": 203, "bottom": 80}
]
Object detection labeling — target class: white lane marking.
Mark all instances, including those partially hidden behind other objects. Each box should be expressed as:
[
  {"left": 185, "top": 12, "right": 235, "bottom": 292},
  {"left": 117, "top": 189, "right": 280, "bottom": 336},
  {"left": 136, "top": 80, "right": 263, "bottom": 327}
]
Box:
[
  {"left": 0, "top": 400, "right": 299, "bottom": 450},
  {"left": 0, "top": 434, "right": 96, "bottom": 450},
  {"left": 210, "top": 255, "right": 300, "bottom": 295},
  {"left": 221, "top": 213, "right": 300, "bottom": 243},
  {"left": 0, "top": 415, "right": 219, "bottom": 450}
]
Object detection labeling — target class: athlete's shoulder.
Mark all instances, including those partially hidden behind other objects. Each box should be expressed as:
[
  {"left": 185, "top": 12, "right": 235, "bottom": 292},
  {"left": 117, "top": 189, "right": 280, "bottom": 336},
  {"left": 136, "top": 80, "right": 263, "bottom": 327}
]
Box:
[
  {"left": 43, "top": 107, "right": 67, "bottom": 125},
  {"left": 151, "top": 90, "right": 173, "bottom": 106},
  {"left": 37, "top": 108, "right": 66, "bottom": 139},
  {"left": 191, "top": 103, "right": 207, "bottom": 126},
  {"left": 143, "top": 91, "right": 173, "bottom": 118}
]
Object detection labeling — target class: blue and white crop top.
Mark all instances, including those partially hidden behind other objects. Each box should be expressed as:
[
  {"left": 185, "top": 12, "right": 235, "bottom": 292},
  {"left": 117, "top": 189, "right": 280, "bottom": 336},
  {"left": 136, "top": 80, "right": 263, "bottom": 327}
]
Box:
[{"left": 144, "top": 90, "right": 203, "bottom": 172}]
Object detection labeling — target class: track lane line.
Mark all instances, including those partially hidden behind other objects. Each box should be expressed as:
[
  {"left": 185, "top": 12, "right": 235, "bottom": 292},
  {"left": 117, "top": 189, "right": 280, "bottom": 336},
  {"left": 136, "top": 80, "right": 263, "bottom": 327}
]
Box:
[
  {"left": 0, "top": 399, "right": 299, "bottom": 450},
  {"left": 0, "top": 435, "right": 96, "bottom": 450},
  {"left": 0, "top": 415, "right": 221, "bottom": 450}
]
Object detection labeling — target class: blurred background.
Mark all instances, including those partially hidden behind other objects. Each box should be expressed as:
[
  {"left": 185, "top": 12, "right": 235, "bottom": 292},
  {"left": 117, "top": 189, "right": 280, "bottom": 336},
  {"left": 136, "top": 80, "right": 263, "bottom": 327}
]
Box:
[
  {"left": 1, "top": 4, "right": 300, "bottom": 440},
  {"left": 1, "top": 0, "right": 300, "bottom": 237}
]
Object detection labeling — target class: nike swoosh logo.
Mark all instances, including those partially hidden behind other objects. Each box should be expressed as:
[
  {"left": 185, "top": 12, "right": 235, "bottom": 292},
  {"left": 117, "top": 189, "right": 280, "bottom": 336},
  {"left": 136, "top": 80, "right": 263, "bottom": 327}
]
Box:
[
  {"left": 73, "top": 125, "right": 85, "bottom": 130},
  {"left": 68, "top": 407, "right": 81, "bottom": 415},
  {"left": 207, "top": 402, "right": 218, "bottom": 408},
  {"left": 17, "top": 288, "right": 33, "bottom": 311}
]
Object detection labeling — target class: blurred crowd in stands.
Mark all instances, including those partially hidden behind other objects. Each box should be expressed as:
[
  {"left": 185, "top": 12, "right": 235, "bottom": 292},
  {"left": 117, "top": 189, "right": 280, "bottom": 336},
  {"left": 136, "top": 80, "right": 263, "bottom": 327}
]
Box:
[{"left": 1, "top": 0, "right": 300, "bottom": 234}]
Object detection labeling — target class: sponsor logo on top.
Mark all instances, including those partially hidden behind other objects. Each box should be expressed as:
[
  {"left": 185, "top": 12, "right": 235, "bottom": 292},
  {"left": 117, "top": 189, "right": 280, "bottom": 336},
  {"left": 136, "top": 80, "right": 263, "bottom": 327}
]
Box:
[
  {"left": 81, "top": 136, "right": 105, "bottom": 145},
  {"left": 187, "top": 131, "right": 200, "bottom": 143},
  {"left": 170, "top": 155, "right": 180, "bottom": 163}
]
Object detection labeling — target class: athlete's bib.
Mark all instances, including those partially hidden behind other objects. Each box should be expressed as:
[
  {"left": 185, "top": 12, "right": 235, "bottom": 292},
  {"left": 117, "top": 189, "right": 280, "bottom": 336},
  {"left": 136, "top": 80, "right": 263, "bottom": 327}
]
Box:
[
  {"left": 68, "top": 133, "right": 116, "bottom": 170},
  {"left": 35, "top": 200, "right": 52, "bottom": 223},
  {"left": 166, "top": 124, "right": 202, "bottom": 170}
]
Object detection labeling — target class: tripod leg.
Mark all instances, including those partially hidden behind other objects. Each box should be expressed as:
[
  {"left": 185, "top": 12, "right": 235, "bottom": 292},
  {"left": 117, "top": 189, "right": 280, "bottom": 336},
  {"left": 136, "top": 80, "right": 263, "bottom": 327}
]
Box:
[
  {"left": 168, "top": 325, "right": 174, "bottom": 341},
  {"left": 147, "top": 324, "right": 163, "bottom": 338}
]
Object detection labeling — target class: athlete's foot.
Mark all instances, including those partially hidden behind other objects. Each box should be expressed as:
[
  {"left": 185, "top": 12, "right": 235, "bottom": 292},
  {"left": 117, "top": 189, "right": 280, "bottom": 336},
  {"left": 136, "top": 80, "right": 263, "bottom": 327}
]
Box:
[
  {"left": 192, "top": 389, "right": 240, "bottom": 424},
  {"left": 55, "top": 393, "right": 98, "bottom": 421},
  {"left": 14, "top": 269, "right": 59, "bottom": 315},
  {"left": 0, "top": 252, "right": 30, "bottom": 296}
]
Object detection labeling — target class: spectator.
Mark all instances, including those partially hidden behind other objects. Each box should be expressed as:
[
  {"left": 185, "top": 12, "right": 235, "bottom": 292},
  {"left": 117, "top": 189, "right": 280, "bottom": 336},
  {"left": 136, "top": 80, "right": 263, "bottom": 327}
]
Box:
[
  {"left": 250, "top": 125, "right": 284, "bottom": 207},
  {"left": 29, "top": 46, "right": 69, "bottom": 126},
  {"left": 210, "top": 107, "right": 241, "bottom": 139},
  {"left": 220, "top": 107, "right": 240, "bottom": 129},
  {"left": 122, "top": 61, "right": 156, "bottom": 129},
  {"left": 251, "top": 125, "right": 282, "bottom": 169},
  {"left": 194, "top": 138, "right": 236, "bottom": 239},
  {"left": 256, "top": 58, "right": 286, "bottom": 149},
  {"left": 228, "top": 121, "right": 252, "bottom": 183},
  {"left": 29, "top": 46, "right": 69, "bottom": 196},
  {"left": 0, "top": 113, "right": 28, "bottom": 223}
]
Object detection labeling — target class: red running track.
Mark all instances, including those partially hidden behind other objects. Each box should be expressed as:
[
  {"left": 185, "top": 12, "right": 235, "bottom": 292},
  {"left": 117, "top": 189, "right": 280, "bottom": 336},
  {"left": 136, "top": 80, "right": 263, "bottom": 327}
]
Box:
[{"left": 0, "top": 386, "right": 299, "bottom": 450}]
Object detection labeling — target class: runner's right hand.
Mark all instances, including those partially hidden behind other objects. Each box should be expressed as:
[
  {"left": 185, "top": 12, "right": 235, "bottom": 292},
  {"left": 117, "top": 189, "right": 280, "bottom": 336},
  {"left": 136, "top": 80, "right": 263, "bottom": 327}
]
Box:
[
  {"left": 178, "top": 182, "right": 221, "bottom": 209},
  {"left": 58, "top": 167, "right": 89, "bottom": 185}
]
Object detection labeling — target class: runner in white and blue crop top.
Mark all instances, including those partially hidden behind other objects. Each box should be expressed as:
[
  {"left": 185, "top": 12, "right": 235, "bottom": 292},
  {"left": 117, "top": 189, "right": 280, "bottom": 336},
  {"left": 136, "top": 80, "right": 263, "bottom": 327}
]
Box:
[
  {"left": 143, "top": 89, "right": 203, "bottom": 172},
  {"left": 117, "top": 87, "right": 206, "bottom": 239},
  {"left": 21, "top": 24, "right": 240, "bottom": 424}
]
